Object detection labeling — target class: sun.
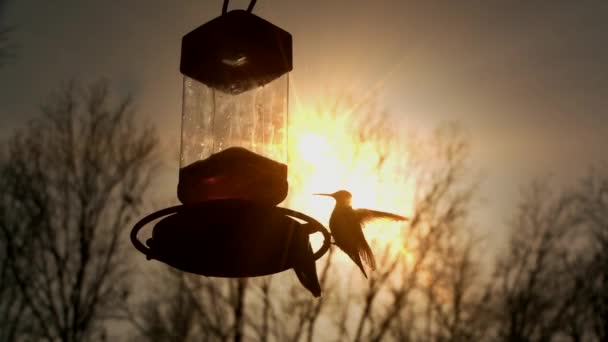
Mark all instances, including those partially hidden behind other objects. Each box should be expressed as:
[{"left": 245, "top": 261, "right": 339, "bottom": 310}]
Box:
[{"left": 286, "top": 101, "right": 415, "bottom": 258}]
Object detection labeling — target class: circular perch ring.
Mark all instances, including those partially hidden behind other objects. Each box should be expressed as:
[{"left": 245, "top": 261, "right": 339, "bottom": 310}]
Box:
[
  {"left": 274, "top": 207, "right": 331, "bottom": 260},
  {"left": 130, "top": 205, "right": 182, "bottom": 258},
  {"left": 130, "top": 204, "right": 332, "bottom": 261}
]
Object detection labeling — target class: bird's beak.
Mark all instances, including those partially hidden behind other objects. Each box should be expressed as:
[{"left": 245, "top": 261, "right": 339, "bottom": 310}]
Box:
[{"left": 314, "top": 193, "right": 334, "bottom": 197}]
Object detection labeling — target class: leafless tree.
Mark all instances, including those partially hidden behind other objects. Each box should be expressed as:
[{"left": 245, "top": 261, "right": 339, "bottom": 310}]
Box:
[
  {"left": 129, "top": 273, "right": 271, "bottom": 341},
  {"left": 276, "top": 248, "right": 338, "bottom": 342},
  {"left": 274, "top": 122, "right": 483, "bottom": 342},
  {"left": 0, "top": 161, "right": 32, "bottom": 341},
  {"left": 129, "top": 99, "right": 486, "bottom": 342},
  {"left": 573, "top": 168, "right": 608, "bottom": 341},
  {"left": 0, "top": 80, "right": 158, "bottom": 341},
  {"left": 128, "top": 95, "right": 387, "bottom": 342},
  {"left": 488, "top": 181, "right": 588, "bottom": 341},
  {"left": 126, "top": 270, "right": 208, "bottom": 342},
  {"left": 423, "top": 236, "right": 491, "bottom": 342},
  {"left": 331, "top": 123, "right": 486, "bottom": 342}
]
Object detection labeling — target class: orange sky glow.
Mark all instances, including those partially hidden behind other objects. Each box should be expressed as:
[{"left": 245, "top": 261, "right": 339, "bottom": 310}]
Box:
[{"left": 285, "top": 101, "right": 416, "bottom": 265}]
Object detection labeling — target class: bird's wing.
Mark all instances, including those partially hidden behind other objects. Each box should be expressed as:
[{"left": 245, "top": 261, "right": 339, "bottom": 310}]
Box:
[{"left": 355, "top": 209, "right": 408, "bottom": 225}]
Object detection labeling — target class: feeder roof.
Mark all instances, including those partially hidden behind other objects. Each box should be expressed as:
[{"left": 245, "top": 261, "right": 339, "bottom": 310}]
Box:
[{"left": 180, "top": 10, "right": 293, "bottom": 94}]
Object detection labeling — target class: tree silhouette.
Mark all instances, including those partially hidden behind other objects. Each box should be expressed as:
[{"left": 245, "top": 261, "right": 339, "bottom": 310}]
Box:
[
  {"left": 336, "top": 124, "right": 487, "bottom": 342},
  {"left": 0, "top": 80, "right": 158, "bottom": 341},
  {"left": 127, "top": 273, "right": 263, "bottom": 342},
  {"left": 128, "top": 97, "right": 487, "bottom": 341},
  {"left": 574, "top": 169, "right": 608, "bottom": 341},
  {"left": 488, "top": 181, "right": 588, "bottom": 341}
]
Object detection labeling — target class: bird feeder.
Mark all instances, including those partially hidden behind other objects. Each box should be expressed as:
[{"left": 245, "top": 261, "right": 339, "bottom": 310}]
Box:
[
  {"left": 178, "top": 6, "right": 292, "bottom": 205},
  {"left": 130, "top": 1, "right": 331, "bottom": 297}
]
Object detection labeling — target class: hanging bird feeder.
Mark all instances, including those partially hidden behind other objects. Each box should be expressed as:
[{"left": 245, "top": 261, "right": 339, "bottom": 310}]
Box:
[{"left": 130, "top": 0, "right": 331, "bottom": 297}]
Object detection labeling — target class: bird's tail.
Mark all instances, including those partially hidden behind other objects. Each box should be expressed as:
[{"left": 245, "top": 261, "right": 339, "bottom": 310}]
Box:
[
  {"left": 356, "top": 261, "right": 368, "bottom": 279},
  {"left": 359, "top": 239, "right": 377, "bottom": 271},
  {"left": 346, "top": 251, "right": 369, "bottom": 278}
]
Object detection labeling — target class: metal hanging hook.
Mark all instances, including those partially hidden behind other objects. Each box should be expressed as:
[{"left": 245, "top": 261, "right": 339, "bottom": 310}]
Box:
[
  {"left": 246, "top": 0, "right": 257, "bottom": 12},
  {"left": 222, "top": 0, "right": 258, "bottom": 15}
]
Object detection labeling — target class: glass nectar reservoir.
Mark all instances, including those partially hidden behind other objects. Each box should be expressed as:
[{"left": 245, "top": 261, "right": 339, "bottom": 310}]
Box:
[{"left": 178, "top": 10, "right": 292, "bottom": 205}]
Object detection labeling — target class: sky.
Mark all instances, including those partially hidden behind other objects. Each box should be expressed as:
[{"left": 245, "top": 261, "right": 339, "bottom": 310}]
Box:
[{"left": 1, "top": 0, "right": 607, "bottom": 246}]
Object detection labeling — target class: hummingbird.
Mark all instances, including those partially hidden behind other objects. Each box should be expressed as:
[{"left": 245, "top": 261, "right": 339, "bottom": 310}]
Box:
[{"left": 315, "top": 190, "right": 407, "bottom": 278}]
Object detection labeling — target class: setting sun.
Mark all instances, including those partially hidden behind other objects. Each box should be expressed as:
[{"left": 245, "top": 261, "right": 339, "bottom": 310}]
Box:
[{"left": 286, "top": 101, "right": 415, "bottom": 258}]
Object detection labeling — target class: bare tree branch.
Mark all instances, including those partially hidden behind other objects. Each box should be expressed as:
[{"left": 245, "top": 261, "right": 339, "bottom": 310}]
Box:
[
  {"left": 127, "top": 100, "right": 485, "bottom": 342},
  {"left": 488, "top": 181, "right": 588, "bottom": 341},
  {"left": 0, "top": 79, "right": 158, "bottom": 341}
]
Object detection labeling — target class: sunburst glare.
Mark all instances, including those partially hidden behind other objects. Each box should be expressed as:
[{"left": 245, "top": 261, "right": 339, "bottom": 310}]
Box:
[{"left": 286, "top": 100, "right": 415, "bottom": 260}]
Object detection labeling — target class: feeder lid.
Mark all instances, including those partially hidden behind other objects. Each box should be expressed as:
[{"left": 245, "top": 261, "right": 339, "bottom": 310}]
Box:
[{"left": 180, "top": 10, "right": 293, "bottom": 95}]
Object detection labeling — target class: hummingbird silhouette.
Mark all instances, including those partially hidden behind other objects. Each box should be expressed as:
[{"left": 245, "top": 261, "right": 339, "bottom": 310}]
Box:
[{"left": 316, "top": 190, "right": 408, "bottom": 278}]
